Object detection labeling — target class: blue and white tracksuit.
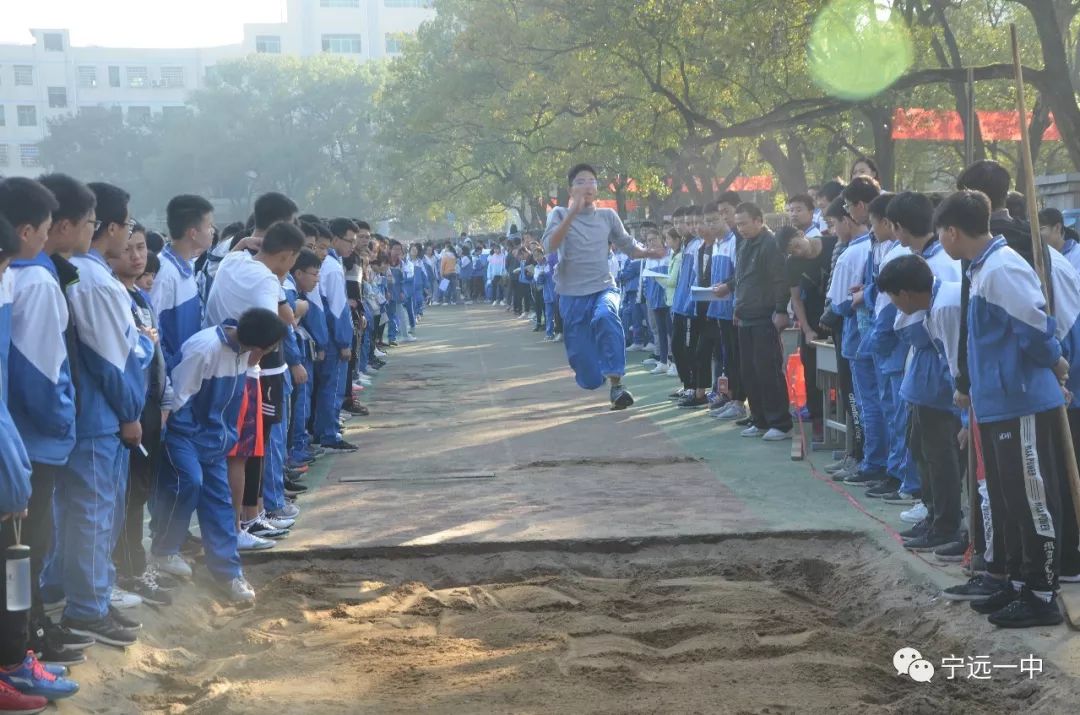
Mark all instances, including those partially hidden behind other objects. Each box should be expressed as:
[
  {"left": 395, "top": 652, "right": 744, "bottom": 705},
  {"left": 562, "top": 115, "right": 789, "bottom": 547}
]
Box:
[
  {"left": 152, "top": 324, "right": 247, "bottom": 582},
  {"left": 41, "top": 249, "right": 147, "bottom": 622},
  {"left": 828, "top": 233, "right": 886, "bottom": 474},
  {"left": 8, "top": 252, "right": 77, "bottom": 466},
  {"left": 0, "top": 270, "right": 31, "bottom": 516},
  {"left": 536, "top": 264, "right": 557, "bottom": 337},
  {"left": 869, "top": 242, "right": 917, "bottom": 492},
  {"left": 150, "top": 245, "right": 202, "bottom": 372},
  {"left": 315, "top": 250, "right": 352, "bottom": 444},
  {"left": 1061, "top": 239, "right": 1080, "bottom": 277},
  {"left": 294, "top": 284, "right": 328, "bottom": 461},
  {"left": 263, "top": 277, "right": 304, "bottom": 512}
]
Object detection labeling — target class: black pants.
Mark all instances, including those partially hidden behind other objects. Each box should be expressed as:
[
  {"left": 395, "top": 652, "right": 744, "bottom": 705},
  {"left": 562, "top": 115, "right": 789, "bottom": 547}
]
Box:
[
  {"left": 979, "top": 411, "right": 1062, "bottom": 591},
  {"left": 909, "top": 405, "right": 963, "bottom": 538},
  {"left": 690, "top": 317, "right": 718, "bottom": 391},
  {"left": 25, "top": 463, "right": 59, "bottom": 624},
  {"left": 716, "top": 319, "right": 744, "bottom": 401},
  {"left": 553, "top": 296, "right": 564, "bottom": 335},
  {"left": 114, "top": 408, "right": 162, "bottom": 580},
  {"left": 512, "top": 282, "right": 525, "bottom": 314},
  {"left": 738, "top": 323, "right": 793, "bottom": 432},
  {"left": 1062, "top": 411, "right": 1080, "bottom": 575},
  {"left": 833, "top": 323, "right": 863, "bottom": 461},
  {"left": 0, "top": 518, "right": 28, "bottom": 666},
  {"left": 533, "top": 288, "right": 544, "bottom": 327},
  {"left": 671, "top": 314, "right": 693, "bottom": 390},
  {"left": 522, "top": 283, "right": 534, "bottom": 313}
]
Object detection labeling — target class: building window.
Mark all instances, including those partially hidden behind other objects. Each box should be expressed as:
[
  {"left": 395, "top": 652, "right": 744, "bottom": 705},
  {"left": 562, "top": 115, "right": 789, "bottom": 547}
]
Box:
[
  {"left": 321, "top": 0, "right": 360, "bottom": 6},
  {"left": 384, "top": 0, "right": 429, "bottom": 7},
  {"left": 78, "top": 66, "right": 97, "bottom": 88},
  {"left": 20, "top": 145, "right": 40, "bottom": 168},
  {"left": 14, "top": 66, "right": 33, "bottom": 86},
  {"left": 43, "top": 33, "right": 64, "bottom": 52},
  {"left": 385, "top": 34, "right": 406, "bottom": 55},
  {"left": 127, "top": 66, "right": 149, "bottom": 88},
  {"left": 0, "top": 146, "right": 8, "bottom": 167},
  {"left": 48, "top": 87, "right": 67, "bottom": 109},
  {"left": 108, "top": 66, "right": 121, "bottom": 87},
  {"left": 127, "top": 106, "right": 152, "bottom": 124},
  {"left": 17, "top": 106, "right": 37, "bottom": 127},
  {"left": 322, "top": 34, "right": 363, "bottom": 54},
  {"left": 256, "top": 35, "right": 282, "bottom": 54},
  {"left": 160, "top": 67, "right": 185, "bottom": 88}
]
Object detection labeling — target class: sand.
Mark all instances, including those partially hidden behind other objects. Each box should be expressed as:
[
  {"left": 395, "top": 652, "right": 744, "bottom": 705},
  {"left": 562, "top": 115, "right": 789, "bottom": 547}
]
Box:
[{"left": 60, "top": 535, "right": 1080, "bottom": 714}]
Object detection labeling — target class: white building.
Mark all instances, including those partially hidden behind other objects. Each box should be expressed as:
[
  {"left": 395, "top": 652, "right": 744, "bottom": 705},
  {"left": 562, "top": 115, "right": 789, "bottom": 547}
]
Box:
[{"left": 0, "top": 0, "right": 435, "bottom": 177}]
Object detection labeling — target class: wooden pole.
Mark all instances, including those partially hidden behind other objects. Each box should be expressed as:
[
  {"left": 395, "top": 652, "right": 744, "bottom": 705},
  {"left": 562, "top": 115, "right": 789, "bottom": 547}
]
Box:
[
  {"left": 965, "top": 68, "right": 975, "bottom": 167},
  {"left": 1010, "top": 23, "right": 1080, "bottom": 554}
]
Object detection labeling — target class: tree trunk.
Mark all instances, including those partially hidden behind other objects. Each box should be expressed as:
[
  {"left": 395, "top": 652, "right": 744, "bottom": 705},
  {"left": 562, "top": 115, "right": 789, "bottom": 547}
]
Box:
[
  {"left": 1021, "top": 0, "right": 1080, "bottom": 170},
  {"left": 757, "top": 136, "right": 808, "bottom": 196},
  {"left": 862, "top": 105, "right": 896, "bottom": 189},
  {"left": 1019, "top": 93, "right": 1052, "bottom": 194}
]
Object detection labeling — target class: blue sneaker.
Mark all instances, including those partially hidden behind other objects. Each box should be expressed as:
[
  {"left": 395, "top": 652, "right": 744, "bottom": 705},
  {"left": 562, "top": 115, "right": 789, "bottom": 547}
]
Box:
[
  {"left": 0, "top": 651, "right": 79, "bottom": 700},
  {"left": 42, "top": 664, "right": 67, "bottom": 678}
]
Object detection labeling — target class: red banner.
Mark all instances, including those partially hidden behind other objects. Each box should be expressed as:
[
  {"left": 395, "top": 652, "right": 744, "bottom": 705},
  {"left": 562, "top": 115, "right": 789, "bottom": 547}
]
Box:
[{"left": 892, "top": 107, "right": 1061, "bottom": 141}]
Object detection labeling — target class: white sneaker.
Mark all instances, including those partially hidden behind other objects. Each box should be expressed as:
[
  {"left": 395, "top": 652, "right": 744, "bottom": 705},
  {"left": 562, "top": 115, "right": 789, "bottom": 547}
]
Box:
[
  {"left": 237, "top": 529, "right": 275, "bottom": 551},
  {"left": 666, "top": 363, "right": 679, "bottom": 377},
  {"left": 643, "top": 357, "right": 658, "bottom": 367},
  {"left": 152, "top": 553, "right": 193, "bottom": 579},
  {"left": 268, "top": 503, "right": 300, "bottom": 520},
  {"left": 373, "top": 348, "right": 387, "bottom": 358},
  {"left": 491, "top": 300, "right": 498, "bottom": 306},
  {"left": 741, "top": 426, "right": 764, "bottom": 438},
  {"left": 222, "top": 575, "right": 256, "bottom": 604},
  {"left": 650, "top": 362, "right": 670, "bottom": 375},
  {"left": 900, "top": 502, "right": 928, "bottom": 524},
  {"left": 642, "top": 342, "right": 656, "bottom": 352},
  {"left": 554, "top": 333, "right": 563, "bottom": 342},
  {"left": 762, "top": 428, "right": 791, "bottom": 441},
  {"left": 404, "top": 335, "right": 418, "bottom": 343},
  {"left": 464, "top": 301, "right": 473, "bottom": 305},
  {"left": 356, "top": 375, "right": 372, "bottom": 386},
  {"left": 714, "top": 402, "right": 747, "bottom": 420},
  {"left": 626, "top": 343, "right": 644, "bottom": 352},
  {"left": 110, "top": 587, "right": 143, "bottom": 609}
]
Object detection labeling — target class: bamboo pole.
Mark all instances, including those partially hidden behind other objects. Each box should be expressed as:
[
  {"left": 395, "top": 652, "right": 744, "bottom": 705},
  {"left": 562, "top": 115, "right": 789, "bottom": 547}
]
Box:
[{"left": 1009, "top": 23, "right": 1080, "bottom": 542}]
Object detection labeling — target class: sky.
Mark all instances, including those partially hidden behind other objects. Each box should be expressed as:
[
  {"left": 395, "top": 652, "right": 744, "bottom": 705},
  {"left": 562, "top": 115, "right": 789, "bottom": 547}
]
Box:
[{"left": 1, "top": 0, "right": 288, "bottom": 49}]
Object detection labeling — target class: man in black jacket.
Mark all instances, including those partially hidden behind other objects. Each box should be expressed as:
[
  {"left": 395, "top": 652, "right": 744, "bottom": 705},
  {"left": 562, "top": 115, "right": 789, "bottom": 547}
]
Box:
[{"left": 715, "top": 202, "right": 793, "bottom": 440}]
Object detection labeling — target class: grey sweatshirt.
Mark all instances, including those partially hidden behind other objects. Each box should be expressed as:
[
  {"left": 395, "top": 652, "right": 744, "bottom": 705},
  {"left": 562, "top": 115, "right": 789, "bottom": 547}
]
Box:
[{"left": 542, "top": 206, "right": 640, "bottom": 297}]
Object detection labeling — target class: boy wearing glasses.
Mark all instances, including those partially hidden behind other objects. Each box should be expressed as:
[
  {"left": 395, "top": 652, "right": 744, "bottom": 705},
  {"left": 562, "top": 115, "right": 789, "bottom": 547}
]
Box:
[
  {"left": 542, "top": 163, "right": 663, "bottom": 410},
  {"left": 42, "top": 182, "right": 150, "bottom": 647}
]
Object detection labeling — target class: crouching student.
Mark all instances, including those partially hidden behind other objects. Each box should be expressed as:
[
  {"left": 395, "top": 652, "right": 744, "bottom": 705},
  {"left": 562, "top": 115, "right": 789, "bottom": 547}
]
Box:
[
  {"left": 937, "top": 190, "right": 1068, "bottom": 628},
  {"left": 151, "top": 308, "right": 287, "bottom": 604}
]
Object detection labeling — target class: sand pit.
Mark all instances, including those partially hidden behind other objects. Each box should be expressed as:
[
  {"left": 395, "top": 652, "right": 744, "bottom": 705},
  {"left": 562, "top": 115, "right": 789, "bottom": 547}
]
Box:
[{"left": 68, "top": 535, "right": 1080, "bottom": 714}]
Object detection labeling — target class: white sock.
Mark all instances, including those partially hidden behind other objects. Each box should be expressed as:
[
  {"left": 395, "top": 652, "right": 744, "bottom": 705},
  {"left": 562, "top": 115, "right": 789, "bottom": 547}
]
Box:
[
  {"left": 1033, "top": 590, "right": 1053, "bottom": 603},
  {"left": 1011, "top": 580, "right": 1025, "bottom": 593}
]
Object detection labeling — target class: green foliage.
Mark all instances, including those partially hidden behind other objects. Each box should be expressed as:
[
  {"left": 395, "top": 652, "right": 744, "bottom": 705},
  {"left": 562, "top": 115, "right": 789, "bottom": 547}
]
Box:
[{"left": 40, "top": 55, "right": 388, "bottom": 223}]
